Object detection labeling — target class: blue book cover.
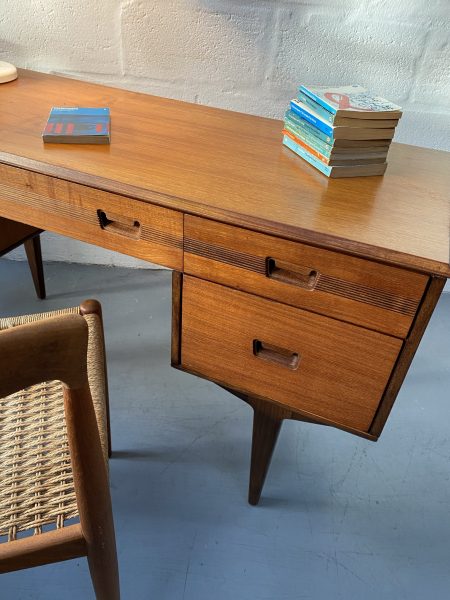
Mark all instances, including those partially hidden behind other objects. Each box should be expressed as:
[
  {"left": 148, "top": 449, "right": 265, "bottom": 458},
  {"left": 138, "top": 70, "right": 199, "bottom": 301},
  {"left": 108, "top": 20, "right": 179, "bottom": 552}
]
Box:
[
  {"left": 284, "top": 110, "right": 333, "bottom": 145},
  {"left": 289, "top": 100, "right": 396, "bottom": 141},
  {"left": 297, "top": 91, "right": 334, "bottom": 124},
  {"left": 43, "top": 107, "right": 110, "bottom": 143},
  {"left": 282, "top": 134, "right": 332, "bottom": 177},
  {"left": 289, "top": 99, "right": 334, "bottom": 137}
]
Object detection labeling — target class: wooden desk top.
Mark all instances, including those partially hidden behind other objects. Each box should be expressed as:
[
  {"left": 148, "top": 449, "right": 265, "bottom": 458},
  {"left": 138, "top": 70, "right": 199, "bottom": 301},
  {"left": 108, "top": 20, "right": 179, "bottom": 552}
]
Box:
[{"left": 0, "top": 69, "right": 449, "bottom": 276}]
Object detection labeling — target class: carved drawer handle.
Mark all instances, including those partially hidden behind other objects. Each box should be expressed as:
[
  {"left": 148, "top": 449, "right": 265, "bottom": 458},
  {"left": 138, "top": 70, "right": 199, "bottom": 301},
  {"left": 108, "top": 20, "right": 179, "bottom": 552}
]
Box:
[
  {"left": 266, "top": 257, "right": 319, "bottom": 290},
  {"left": 97, "top": 209, "right": 141, "bottom": 240},
  {"left": 253, "top": 339, "right": 300, "bottom": 370}
]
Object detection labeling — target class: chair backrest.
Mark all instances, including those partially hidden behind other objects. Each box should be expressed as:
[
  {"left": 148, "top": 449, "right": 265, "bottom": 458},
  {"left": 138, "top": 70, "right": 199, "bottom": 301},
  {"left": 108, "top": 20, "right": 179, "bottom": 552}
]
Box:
[
  {"left": 0, "top": 314, "right": 119, "bottom": 598},
  {"left": 0, "top": 303, "right": 110, "bottom": 462},
  {"left": 0, "top": 314, "right": 89, "bottom": 397}
]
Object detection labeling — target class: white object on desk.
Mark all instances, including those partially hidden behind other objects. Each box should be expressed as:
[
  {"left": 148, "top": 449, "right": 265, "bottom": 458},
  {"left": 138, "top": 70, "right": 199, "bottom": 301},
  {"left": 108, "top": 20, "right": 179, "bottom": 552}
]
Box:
[{"left": 0, "top": 61, "right": 18, "bottom": 84}]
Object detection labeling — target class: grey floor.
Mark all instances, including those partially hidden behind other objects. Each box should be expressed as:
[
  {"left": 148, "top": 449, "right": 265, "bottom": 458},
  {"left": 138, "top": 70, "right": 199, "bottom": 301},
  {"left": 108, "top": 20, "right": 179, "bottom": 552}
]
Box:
[{"left": 1, "top": 259, "right": 450, "bottom": 600}]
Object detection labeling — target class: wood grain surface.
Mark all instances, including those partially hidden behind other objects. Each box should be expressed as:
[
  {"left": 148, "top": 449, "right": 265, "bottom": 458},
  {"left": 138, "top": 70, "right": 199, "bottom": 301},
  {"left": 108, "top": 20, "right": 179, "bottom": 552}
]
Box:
[
  {"left": 0, "top": 70, "right": 449, "bottom": 276},
  {"left": 180, "top": 276, "right": 403, "bottom": 432}
]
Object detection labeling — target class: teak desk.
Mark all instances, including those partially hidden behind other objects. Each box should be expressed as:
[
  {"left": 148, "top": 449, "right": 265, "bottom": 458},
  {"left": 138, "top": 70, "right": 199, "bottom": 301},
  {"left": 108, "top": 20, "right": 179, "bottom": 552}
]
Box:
[{"left": 1, "top": 70, "right": 449, "bottom": 505}]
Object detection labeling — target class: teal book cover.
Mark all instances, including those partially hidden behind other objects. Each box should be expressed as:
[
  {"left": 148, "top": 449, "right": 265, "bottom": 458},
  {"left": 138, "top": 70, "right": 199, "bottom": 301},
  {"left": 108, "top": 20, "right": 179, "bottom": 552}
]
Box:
[
  {"left": 284, "top": 110, "right": 333, "bottom": 145},
  {"left": 283, "top": 134, "right": 332, "bottom": 176},
  {"left": 284, "top": 116, "right": 333, "bottom": 157}
]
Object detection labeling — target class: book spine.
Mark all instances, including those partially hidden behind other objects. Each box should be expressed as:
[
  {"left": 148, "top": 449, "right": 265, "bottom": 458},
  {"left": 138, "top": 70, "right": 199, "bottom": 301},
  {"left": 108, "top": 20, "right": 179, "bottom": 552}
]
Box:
[
  {"left": 297, "top": 91, "right": 335, "bottom": 124},
  {"left": 290, "top": 100, "right": 334, "bottom": 137},
  {"left": 283, "top": 129, "right": 329, "bottom": 164},
  {"left": 299, "top": 86, "right": 337, "bottom": 115},
  {"left": 283, "top": 134, "right": 332, "bottom": 177},
  {"left": 285, "top": 110, "right": 333, "bottom": 145},
  {"left": 284, "top": 118, "right": 332, "bottom": 157}
]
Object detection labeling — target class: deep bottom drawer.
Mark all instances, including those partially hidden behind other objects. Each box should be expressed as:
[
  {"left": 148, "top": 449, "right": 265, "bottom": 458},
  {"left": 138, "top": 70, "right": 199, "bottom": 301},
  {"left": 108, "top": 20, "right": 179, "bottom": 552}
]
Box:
[{"left": 180, "top": 276, "right": 403, "bottom": 432}]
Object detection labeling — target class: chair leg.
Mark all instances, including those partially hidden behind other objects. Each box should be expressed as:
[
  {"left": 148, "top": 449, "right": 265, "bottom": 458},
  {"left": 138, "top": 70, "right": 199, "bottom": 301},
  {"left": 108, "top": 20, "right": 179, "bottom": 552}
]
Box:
[
  {"left": 64, "top": 385, "right": 120, "bottom": 599},
  {"left": 87, "top": 545, "right": 121, "bottom": 600},
  {"left": 24, "top": 235, "right": 46, "bottom": 299}
]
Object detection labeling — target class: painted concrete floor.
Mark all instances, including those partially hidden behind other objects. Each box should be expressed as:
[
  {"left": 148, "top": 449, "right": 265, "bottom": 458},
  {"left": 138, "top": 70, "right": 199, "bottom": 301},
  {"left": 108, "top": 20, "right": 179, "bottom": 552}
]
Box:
[{"left": 1, "top": 259, "right": 450, "bottom": 600}]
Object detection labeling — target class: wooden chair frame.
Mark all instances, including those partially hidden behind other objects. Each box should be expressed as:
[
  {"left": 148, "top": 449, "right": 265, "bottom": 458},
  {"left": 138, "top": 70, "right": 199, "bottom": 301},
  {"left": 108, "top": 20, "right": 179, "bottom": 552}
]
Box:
[{"left": 0, "top": 314, "right": 120, "bottom": 598}]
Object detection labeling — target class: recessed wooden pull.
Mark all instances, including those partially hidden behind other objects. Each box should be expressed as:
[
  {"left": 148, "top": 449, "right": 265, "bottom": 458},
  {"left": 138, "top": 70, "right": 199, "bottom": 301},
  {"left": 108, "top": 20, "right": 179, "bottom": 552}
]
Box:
[
  {"left": 253, "top": 339, "right": 300, "bottom": 370},
  {"left": 97, "top": 209, "right": 141, "bottom": 239},
  {"left": 266, "top": 257, "right": 319, "bottom": 290}
]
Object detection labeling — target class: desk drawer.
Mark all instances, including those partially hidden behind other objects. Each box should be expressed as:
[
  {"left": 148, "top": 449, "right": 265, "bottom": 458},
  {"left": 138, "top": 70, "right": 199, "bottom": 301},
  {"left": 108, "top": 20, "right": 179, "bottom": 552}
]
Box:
[
  {"left": 180, "top": 276, "right": 403, "bottom": 432},
  {"left": 0, "top": 164, "right": 183, "bottom": 269},
  {"left": 184, "top": 216, "right": 428, "bottom": 337}
]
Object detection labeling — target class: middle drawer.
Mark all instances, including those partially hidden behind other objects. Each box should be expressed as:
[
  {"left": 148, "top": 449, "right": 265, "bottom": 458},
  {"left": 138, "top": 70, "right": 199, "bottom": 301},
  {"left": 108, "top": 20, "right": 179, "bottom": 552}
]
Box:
[{"left": 184, "top": 215, "right": 428, "bottom": 337}]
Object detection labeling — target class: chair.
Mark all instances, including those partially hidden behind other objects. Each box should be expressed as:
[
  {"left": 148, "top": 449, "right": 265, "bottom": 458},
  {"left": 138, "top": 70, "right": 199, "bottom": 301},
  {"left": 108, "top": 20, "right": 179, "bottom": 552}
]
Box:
[
  {"left": 0, "top": 217, "right": 46, "bottom": 299},
  {"left": 0, "top": 301, "right": 119, "bottom": 599}
]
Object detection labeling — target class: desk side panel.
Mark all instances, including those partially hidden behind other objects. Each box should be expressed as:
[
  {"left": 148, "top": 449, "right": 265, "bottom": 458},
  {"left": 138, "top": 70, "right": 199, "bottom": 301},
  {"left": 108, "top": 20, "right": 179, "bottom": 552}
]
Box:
[{"left": 370, "top": 276, "right": 446, "bottom": 436}]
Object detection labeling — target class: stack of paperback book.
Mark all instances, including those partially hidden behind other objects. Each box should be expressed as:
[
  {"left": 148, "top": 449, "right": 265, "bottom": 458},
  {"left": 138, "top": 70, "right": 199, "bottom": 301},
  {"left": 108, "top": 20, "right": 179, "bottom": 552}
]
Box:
[{"left": 282, "top": 85, "right": 402, "bottom": 178}]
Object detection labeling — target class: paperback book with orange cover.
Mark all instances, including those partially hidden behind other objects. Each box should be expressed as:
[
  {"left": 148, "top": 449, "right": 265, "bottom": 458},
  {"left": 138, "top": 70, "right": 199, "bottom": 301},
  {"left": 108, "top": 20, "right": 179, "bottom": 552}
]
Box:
[{"left": 282, "top": 130, "right": 387, "bottom": 166}]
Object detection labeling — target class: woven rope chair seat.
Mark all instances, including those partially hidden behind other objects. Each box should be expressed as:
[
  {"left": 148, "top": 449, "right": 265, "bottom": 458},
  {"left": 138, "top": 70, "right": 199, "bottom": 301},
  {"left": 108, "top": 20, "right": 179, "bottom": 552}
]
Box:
[{"left": 0, "top": 307, "right": 108, "bottom": 542}]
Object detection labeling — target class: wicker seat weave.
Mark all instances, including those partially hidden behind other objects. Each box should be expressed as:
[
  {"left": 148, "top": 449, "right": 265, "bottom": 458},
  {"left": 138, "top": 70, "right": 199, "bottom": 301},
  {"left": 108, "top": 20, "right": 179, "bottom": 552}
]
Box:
[{"left": 0, "top": 306, "right": 108, "bottom": 542}]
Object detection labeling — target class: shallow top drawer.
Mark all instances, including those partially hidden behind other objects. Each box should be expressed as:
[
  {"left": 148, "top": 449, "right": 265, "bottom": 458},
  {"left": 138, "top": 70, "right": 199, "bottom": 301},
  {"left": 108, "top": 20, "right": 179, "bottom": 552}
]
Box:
[
  {"left": 0, "top": 164, "right": 183, "bottom": 270},
  {"left": 184, "top": 216, "right": 428, "bottom": 337}
]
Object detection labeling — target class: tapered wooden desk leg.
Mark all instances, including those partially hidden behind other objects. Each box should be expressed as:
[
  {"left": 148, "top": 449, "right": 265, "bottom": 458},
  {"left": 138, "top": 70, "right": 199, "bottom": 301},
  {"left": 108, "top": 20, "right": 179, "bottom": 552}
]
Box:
[
  {"left": 248, "top": 405, "right": 283, "bottom": 505},
  {"left": 24, "top": 235, "right": 46, "bottom": 299},
  {"left": 222, "top": 389, "right": 289, "bottom": 506}
]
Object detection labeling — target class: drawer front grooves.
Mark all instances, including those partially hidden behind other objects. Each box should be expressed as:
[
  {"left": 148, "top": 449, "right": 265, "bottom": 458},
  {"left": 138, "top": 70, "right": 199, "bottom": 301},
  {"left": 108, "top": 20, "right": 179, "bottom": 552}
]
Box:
[
  {"left": 0, "top": 182, "right": 92, "bottom": 224},
  {"left": 141, "top": 226, "right": 183, "bottom": 249},
  {"left": 185, "top": 235, "right": 419, "bottom": 316},
  {"left": 184, "top": 238, "right": 266, "bottom": 274},
  {"left": 317, "top": 275, "right": 418, "bottom": 316},
  {"left": 0, "top": 165, "right": 183, "bottom": 270}
]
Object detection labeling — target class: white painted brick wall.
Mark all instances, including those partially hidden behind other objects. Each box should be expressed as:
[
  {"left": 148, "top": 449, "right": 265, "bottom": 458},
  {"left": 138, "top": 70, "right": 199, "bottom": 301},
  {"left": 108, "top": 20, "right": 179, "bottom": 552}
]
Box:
[{"left": 1, "top": 0, "right": 449, "bottom": 268}]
